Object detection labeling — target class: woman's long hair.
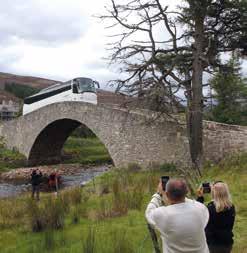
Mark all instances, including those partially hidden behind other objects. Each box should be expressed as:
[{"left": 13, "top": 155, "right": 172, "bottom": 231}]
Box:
[{"left": 212, "top": 182, "right": 233, "bottom": 212}]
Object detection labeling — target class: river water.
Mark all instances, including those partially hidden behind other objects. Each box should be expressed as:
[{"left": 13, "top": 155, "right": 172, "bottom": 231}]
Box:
[{"left": 0, "top": 167, "right": 108, "bottom": 198}]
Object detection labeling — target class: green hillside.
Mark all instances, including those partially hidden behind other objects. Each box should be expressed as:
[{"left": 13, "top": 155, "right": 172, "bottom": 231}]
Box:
[{"left": 4, "top": 82, "right": 40, "bottom": 100}]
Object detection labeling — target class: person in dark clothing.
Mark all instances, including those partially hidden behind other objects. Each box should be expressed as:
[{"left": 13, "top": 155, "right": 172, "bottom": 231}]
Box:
[
  {"left": 31, "top": 169, "right": 43, "bottom": 200},
  {"left": 197, "top": 182, "right": 235, "bottom": 253}
]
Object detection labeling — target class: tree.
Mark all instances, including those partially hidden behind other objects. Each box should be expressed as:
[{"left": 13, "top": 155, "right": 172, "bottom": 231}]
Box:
[
  {"left": 100, "top": 0, "right": 247, "bottom": 174},
  {"left": 206, "top": 56, "right": 247, "bottom": 125},
  {"left": 4, "top": 82, "right": 40, "bottom": 100}
]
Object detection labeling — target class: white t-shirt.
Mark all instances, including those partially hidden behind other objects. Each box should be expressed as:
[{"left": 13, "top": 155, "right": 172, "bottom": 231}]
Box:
[{"left": 145, "top": 194, "right": 209, "bottom": 253}]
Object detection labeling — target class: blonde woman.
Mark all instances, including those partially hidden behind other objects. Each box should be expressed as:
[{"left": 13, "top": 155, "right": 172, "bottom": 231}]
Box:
[{"left": 197, "top": 181, "right": 236, "bottom": 253}]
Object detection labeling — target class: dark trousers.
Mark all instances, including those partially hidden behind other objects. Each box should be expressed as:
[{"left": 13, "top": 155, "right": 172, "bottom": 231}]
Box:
[
  {"left": 209, "top": 245, "right": 232, "bottom": 253},
  {"left": 32, "top": 185, "right": 40, "bottom": 200}
]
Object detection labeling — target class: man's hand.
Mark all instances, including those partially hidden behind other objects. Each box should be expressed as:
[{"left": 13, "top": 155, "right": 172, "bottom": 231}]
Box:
[
  {"left": 196, "top": 186, "right": 204, "bottom": 197},
  {"left": 157, "top": 181, "right": 163, "bottom": 195}
]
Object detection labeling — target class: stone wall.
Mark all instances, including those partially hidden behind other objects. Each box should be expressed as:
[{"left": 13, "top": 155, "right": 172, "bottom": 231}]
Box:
[
  {"left": 203, "top": 121, "right": 247, "bottom": 162},
  {"left": 0, "top": 102, "right": 246, "bottom": 167}
]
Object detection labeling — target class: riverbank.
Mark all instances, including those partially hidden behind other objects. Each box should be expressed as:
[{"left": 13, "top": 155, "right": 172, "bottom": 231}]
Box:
[{"left": 0, "top": 163, "right": 111, "bottom": 182}]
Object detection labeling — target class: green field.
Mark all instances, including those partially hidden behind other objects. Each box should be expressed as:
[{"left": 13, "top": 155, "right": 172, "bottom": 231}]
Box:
[
  {"left": 62, "top": 137, "right": 112, "bottom": 165},
  {"left": 0, "top": 154, "right": 246, "bottom": 253}
]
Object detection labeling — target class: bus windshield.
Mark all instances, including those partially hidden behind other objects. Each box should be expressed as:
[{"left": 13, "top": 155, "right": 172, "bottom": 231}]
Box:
[{"left": 75, "top": 78, "right": 96, "bottom": 93}]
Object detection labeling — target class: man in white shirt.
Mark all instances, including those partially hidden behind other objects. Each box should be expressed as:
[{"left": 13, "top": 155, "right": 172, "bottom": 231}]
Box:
[{"left": 145, "top": 178, "right": 209, "bottom": 253}]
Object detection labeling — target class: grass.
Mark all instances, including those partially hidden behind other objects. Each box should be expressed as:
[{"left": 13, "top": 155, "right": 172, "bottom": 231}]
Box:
[
  {"left": 0, "top": 154, "right": 246, "bottom": 252},
  {"left": 62, "top": 137, "right": 112, "bottom": 165},
  {"left": 0, "top": 146, "right": 26, "bottom": 172}
]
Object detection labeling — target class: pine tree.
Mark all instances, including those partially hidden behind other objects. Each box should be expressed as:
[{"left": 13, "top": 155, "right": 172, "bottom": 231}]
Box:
[{"left": 208, "top": 56, "right": 247, "bottom": 125}]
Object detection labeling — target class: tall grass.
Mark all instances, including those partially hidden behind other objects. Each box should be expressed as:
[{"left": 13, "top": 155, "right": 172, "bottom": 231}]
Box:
[
  {"left": 0, "top": 154, "right": 246, "bottom": 252},
  {"left": 27, "top": 196, "right": 66, "bottom": 231},
  {"left": 82, "top": 227, "right": 96, "bottom": 253}
]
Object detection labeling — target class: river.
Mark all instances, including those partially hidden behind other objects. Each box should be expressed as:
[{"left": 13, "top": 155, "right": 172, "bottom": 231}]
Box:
[{"left": 0, "top": 165, "right": 109, "bottom": 198}]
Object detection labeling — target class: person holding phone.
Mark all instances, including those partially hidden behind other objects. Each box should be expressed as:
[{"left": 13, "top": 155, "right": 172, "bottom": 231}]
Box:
[
  {"left": 197, "top": 181, "right": 236, "bottom": 253},
  {"left": 146, "top": 178, "right": 209, "bottom": 253}
]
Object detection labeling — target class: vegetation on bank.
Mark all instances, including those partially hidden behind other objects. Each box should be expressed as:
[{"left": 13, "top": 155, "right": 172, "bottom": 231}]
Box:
[
  {"left": 0, "top": 138, "right": 26, "bottom": 172},
  {"left": 62, "top": 137, "right": 112, "bottom": 165},
  {"left": 0, "top": 154, "right": 246, "bottom": 253},
  {"left": 0, "top": 136, "right": 112, "bottom": 173}
]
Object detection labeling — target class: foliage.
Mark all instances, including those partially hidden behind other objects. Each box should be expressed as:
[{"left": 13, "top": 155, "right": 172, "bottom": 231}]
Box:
[
  {"left": 4, "top": 82, "right": 40, "bottom": 100},
  {"left": 206, "top": 56, "right": 247, "bottom": 125}
]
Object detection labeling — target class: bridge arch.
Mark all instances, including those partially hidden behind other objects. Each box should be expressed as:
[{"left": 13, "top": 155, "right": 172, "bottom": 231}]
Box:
[{"left": 28, "top": 118, "right": 112, "bottom": 166}]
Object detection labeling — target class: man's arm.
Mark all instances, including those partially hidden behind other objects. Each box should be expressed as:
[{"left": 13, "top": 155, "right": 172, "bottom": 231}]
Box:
[{"left": 145, "top": 193, "right": 163, "bottom": 226}]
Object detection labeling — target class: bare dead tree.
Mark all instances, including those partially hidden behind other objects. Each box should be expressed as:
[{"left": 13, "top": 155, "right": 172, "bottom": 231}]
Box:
[{"left": 99, "top": 0, "right": 247, "bottom": 174}]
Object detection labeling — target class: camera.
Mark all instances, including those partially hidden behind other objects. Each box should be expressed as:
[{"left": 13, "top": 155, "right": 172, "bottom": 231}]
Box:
[
  {"left": 161, "top": 176, "right": 170, "bottom": 191},
  {"left": 202, "top": 182, "right": 211, "bottom": 194}
]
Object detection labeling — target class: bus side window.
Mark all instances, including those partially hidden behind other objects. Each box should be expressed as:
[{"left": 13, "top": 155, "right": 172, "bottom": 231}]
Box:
[{"left": 72, "top": 82, "right": 78, "bottom": 94}]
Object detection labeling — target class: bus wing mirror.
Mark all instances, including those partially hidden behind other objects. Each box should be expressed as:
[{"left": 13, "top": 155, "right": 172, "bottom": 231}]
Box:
[{"left": 93, "top": 81, "right": 100, "bottom": 89}]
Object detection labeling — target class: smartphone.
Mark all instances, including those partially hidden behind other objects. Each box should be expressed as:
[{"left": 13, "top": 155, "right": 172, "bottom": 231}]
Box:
[
  {"left": 202, "top": 182, "right": 211, "bottom": 194},
  {"left": 161, "top": 176, "right": 170, "bottom": 191}
]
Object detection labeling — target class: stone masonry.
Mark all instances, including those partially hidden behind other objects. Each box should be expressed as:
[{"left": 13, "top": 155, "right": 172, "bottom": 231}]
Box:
[{"left": 0, "top": 102, "right": 246, "bottom": 167}]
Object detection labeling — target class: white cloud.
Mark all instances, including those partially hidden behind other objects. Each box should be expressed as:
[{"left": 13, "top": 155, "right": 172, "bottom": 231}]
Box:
[{"left": 0, "top": 0, "right": 246, "bottom": 90}]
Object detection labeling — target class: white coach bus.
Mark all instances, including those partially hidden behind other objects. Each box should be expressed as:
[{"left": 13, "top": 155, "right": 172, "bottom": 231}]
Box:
[{"left": 23, "top": 77, "right": 100, "bottom": 115}]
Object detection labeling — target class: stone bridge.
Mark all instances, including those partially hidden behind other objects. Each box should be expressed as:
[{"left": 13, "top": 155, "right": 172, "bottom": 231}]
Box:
[{"left": 0, "top": 102, "right": 246, "bottom": 167}]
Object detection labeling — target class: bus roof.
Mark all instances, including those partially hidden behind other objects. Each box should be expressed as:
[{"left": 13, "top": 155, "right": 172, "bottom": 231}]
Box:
[{"left": 24, "top": 77, "right": 94, "bottom": 105}]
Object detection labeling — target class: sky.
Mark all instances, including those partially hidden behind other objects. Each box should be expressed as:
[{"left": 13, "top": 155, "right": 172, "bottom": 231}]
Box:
[
  {"left": 0, "top": 0, "right": 119, "bottom": 88},
  {"left": 0, "top": 0, "right": 246, "bottom": 90}
]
